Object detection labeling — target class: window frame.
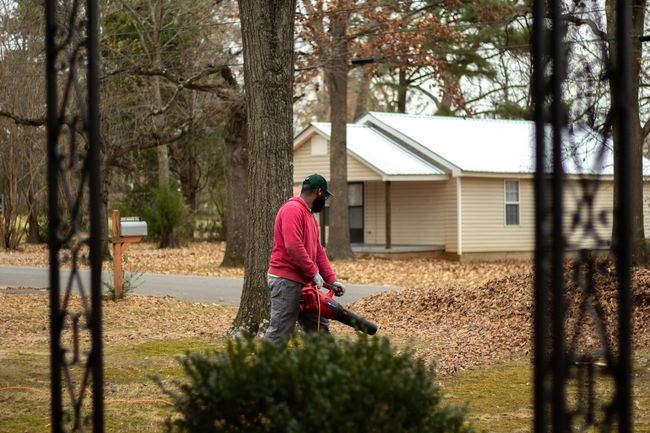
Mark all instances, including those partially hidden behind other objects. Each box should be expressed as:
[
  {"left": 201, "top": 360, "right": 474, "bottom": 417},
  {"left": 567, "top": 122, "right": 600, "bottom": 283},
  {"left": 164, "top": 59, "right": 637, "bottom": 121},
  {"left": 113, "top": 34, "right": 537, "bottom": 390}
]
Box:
[{"left": 504, "top": 179, "right": 521, "bottom": 227}]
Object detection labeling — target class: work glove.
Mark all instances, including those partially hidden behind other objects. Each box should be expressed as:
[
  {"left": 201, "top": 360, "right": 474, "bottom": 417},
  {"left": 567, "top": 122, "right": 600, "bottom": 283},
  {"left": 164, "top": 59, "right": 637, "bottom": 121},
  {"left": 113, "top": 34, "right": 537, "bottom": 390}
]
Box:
[
  {"left": 312, "top": 272, "right": 324, "bottom": 290},
  {"left": 330, "top": 281, "right": 346, "bottom": 297}
]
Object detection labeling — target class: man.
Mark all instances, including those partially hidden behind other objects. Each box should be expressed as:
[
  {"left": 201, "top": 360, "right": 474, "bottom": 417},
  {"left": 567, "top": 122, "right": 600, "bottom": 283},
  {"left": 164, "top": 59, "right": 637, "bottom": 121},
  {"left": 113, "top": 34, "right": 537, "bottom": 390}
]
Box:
[{"left": 265, "top": 173, "right": 346, "bottom": 344}]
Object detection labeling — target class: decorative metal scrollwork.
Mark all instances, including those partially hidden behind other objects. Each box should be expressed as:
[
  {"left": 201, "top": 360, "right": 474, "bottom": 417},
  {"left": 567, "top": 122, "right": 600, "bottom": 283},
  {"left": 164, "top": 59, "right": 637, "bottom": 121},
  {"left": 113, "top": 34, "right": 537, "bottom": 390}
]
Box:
[
  {"left": 45, "top": 0, "right": 104, "bottom": 431},
  {"left": 532, "top": 0, "right": 633, "bottom": 432}
]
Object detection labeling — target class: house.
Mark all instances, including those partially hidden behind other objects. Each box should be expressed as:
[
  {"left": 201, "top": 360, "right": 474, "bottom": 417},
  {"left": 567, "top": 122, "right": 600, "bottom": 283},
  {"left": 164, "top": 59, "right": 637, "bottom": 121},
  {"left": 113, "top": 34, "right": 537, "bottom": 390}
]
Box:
[{"left": 292, "top": 112, "right": 650, "bottom": 260}]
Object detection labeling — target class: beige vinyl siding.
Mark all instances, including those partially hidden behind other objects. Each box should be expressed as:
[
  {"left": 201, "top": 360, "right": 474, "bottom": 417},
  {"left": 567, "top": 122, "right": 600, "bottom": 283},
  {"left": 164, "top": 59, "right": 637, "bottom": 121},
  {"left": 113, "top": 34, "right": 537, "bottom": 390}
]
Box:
[
  {"left": 461, "top": 177, "right": 624, "bottom": 253},
  {"left": 293, "top": 137, "right": 381, "bottom": 183},
  {"left": 391, "top": 182, "right": 444, "bottom": 245},
  {"left": 442, "top": 179, "right": 458, "bottom": 253},
  {"left": 362, "top": 181, "right": 446, "bottom": 246},
  {"left": 461, "top": 177, "right": 535, "bottom": 253}
]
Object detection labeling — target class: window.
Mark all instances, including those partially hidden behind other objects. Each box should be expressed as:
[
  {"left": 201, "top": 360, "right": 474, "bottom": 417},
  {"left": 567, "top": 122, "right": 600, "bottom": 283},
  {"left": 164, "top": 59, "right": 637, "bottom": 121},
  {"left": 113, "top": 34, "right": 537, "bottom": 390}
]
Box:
[
  {"left": 505, "top": 180, "right": 520, "bottom": 226},
  {"left": 311, "top": 136, "right": 328, "bottom": 156},
  {"left": 348, "top": 183, "right": 363, "bottom": 207}
]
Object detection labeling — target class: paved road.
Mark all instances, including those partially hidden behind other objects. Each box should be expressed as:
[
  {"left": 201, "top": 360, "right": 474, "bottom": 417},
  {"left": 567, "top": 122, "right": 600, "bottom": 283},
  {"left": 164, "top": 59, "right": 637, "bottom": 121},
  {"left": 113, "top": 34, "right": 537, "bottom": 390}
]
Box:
[{"left": 0, "top": 266, "right": 401, "bottom": 305}]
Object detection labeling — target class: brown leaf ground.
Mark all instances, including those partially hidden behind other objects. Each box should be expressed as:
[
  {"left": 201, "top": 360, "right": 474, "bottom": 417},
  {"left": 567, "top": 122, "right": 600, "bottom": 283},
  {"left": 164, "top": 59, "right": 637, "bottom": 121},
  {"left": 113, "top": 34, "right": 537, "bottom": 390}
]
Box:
[
  {"left": 348, "top": 264, "right": 650, "bottom": 374},
  {"left": 3, "top": 243, "right": 648, "bottom": 376},
  {"left": 0, "top": 242, "right": 533, "bottom": 288},
  {"left": 0, "top": 290, "right": 236, "bottom": 349}
]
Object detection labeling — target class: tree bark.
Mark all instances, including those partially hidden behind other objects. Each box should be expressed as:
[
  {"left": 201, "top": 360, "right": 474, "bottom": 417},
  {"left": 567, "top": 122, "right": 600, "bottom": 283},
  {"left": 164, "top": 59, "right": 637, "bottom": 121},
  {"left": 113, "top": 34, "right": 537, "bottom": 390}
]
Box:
[
  {"left": 152, "top": 0, "right": 169, "bottom": 188},
  {"left": 27, "top": 184, "right": 40, "bottom": 243},
  {"left": 232, "top": 0, "right": 296, "bottom": 333},
  {"left": 221, "top": 101, "right": 248, "bottom": 267},
  {"left": 397, "top": 68, "right": 408, "bottom": 113},
  {"left": 352, "top": 66, "right": 372, "bottom": 121},
  {"left": 608, "top": 0, "right": 646, "bottom": 263},
  {"left": 324, "top": 9, "right": 354, "bottom": 260}
]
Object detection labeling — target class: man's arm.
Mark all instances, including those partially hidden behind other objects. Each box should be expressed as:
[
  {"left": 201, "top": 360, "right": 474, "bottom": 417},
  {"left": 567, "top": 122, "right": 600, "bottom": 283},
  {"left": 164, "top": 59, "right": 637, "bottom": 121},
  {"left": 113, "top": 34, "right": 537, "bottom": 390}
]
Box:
[{"left": 315, "top": 242, "right": 336, "bottom": 283}]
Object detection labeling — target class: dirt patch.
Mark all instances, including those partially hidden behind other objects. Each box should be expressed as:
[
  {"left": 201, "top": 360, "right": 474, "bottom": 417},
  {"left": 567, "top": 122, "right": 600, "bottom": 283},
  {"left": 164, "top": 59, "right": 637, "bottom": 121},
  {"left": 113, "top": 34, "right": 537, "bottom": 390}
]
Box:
[{"left": 349, "top": 263, "right": 650, "bottom": 374}]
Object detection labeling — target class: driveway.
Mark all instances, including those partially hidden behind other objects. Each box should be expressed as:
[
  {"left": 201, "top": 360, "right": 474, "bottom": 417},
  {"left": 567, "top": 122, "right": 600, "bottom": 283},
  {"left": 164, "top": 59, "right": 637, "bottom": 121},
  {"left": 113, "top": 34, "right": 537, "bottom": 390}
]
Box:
[{"left": 0, "top": 265, "right": 401, "bottom": 305}]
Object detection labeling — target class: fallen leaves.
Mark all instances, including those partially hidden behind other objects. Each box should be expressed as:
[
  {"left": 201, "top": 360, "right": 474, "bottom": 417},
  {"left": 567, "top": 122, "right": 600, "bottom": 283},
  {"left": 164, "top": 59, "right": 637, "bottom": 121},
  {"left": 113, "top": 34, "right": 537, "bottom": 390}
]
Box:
[
  {"left": 0, "top": 291, "right": 237, "bottom": 348},
  {"left": 344, "top": 263, "right": 650, "bottom": 375}
]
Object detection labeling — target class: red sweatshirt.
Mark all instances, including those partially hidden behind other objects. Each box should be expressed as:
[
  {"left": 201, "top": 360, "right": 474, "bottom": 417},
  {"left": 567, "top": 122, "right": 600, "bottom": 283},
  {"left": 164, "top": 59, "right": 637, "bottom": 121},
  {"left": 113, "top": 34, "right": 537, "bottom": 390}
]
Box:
[{"left": 268, "top": 196, "right": 336, "bottom": 285}]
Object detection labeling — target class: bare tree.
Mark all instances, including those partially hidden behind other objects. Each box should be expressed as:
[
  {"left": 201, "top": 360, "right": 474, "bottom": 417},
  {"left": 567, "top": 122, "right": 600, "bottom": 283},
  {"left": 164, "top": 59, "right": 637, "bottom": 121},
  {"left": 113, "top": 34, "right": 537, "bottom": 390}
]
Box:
[{"left": 232, "top": 0, "right": 296, "bottom": 332}]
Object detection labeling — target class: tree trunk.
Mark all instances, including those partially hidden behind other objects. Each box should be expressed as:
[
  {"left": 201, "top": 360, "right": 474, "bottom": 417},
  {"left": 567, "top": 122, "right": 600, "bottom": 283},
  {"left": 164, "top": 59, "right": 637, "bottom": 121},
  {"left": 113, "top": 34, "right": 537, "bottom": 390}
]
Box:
[
  {"left": 152, "top": 0, "right": 169, "bottom": 188},
  {"left": 608, "top": 0, "right": 646, "bottom": 263},
  {"left": 27, "top": 184, "right": 40, "bottom": 243},
  {"left": 221, "top": 101, "right": 248, "bottom": 267},
  {"left": 352, "top": 66, "right": 372, "bottom": 121},
  {"left": 100, "top": 159, "right": 111, "bottom": 258},
  {"left": 397, "top": 68, "right": 408, "bottom": 113},
  {"left": 324, "top": 9, "right": 354, "bottom": 260},
  {"left": 232, "top": 0, "right": 296, "bottom": 333}
]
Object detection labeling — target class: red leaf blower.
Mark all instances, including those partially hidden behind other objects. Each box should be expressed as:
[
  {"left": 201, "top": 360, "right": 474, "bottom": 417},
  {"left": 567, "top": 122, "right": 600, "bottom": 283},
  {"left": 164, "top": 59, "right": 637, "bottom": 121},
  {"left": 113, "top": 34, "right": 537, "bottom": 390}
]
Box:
[{"left": 299, "top": 282, "right": 378, "bottom": 335}]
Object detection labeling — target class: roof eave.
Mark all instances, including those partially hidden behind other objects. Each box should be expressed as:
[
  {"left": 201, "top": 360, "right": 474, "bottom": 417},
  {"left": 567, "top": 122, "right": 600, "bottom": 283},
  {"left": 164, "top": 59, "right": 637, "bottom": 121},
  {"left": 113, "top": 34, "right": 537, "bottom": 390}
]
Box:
[{"left": 361, "top": 114, "right": 461, "bottom": 176}]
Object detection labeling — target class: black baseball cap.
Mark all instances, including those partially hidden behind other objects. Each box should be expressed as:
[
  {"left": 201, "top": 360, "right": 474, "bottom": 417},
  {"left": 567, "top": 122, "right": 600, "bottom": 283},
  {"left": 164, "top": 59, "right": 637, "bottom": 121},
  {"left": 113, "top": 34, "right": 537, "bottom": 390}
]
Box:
[{"left": 302, "top": 173, "right": 333, "bottom": 197}]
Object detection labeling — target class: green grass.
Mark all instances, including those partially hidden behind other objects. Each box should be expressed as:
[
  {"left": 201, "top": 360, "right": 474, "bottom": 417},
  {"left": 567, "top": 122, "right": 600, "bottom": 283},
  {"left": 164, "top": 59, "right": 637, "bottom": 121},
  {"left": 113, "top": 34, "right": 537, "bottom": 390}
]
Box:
[
  {"left": 0, "top": 339, "right": 222, "bottom": 433},
  {"left": 440, "top": 353, "right": 650, "bottom": 432},
  {"left": 1, "top": 342, "right": 648, "bottom": 433}
]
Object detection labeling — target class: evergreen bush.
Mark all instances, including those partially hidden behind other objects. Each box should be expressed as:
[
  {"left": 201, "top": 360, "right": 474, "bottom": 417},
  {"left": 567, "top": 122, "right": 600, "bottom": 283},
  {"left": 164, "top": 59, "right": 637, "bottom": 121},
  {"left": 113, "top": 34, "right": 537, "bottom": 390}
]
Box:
[
  {"left": 120, "top": 185, "right": 186, "bottom": 247},
  {"left": 161, "top": 335, "right": 474, "bottom": 433}
]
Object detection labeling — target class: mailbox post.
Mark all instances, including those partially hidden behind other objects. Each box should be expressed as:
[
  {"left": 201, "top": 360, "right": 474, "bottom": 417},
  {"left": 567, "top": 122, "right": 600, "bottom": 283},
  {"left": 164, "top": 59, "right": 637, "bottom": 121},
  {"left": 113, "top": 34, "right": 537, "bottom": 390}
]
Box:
[{"left": 110, "top": 209, "right": 147, "bottom": 298}]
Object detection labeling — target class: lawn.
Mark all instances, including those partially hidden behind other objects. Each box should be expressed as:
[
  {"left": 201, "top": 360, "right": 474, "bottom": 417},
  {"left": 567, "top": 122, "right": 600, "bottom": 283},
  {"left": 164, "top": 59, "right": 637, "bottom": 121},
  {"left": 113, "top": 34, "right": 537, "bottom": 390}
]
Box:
[
  {"left": 440, "top": 354, "right": 650, "bottom": 432},
  {"left": 1, "top": 242, "right": 648, "bottom": 432},
  {"left": 2, "top": 338, "right": 649, "bottom": 433}
]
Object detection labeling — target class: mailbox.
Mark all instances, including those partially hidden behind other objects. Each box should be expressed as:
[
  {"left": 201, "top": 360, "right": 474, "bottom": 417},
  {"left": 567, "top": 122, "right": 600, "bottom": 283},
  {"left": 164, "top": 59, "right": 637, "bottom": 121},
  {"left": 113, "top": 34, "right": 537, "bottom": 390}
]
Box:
[{"left": 120, "top": 220, "right": 148, "bottom": 237}]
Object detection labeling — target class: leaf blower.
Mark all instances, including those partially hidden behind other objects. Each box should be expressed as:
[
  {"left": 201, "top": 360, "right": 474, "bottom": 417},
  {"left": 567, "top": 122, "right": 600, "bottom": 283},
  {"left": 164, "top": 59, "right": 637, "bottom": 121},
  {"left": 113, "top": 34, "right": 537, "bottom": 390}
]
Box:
[{"left": 299, "top": 282, "right": 378, "bottom": 335}]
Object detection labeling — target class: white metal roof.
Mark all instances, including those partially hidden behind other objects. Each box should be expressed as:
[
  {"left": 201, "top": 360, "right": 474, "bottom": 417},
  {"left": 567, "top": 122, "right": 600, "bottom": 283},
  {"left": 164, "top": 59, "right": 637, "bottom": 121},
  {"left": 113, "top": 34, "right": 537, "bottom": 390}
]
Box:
[
  {"left": 310, "top": 122, "right": 445, "bottom": 176},
  {"left": 363, "top": 112, "right": 650, "bottom": 176}
]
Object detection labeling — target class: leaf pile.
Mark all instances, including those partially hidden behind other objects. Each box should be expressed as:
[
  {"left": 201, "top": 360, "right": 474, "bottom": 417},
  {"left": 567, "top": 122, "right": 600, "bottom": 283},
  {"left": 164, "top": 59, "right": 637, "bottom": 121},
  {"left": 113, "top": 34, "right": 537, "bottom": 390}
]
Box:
[
  {"left": 347, "top": 263, "right": 650, "bottom": 375},
  {"left": 334, "top": 258, "right": 532, "bottom": 289}
]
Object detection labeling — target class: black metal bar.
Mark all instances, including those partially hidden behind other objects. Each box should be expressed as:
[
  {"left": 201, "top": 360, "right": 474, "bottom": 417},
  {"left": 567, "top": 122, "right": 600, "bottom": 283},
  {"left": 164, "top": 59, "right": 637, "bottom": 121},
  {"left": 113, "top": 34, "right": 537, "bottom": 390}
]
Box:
[
  {"left": 45, "top": 1, "right": 62, "bottom": 431},
  {"left": 532, "top": 0, "right": 548, "bottom": 430},
  {"left": 46, "top": 0, "right": 104, "bottom": 430},
  {"left": 614, "top": 0, "right": 633, "bottom": 431},
  {"left": 549, "top": 0, "right": 566, "bottom": 430},
  {"left": 86, "top": 0, "right": 105, "bottom": 430}
]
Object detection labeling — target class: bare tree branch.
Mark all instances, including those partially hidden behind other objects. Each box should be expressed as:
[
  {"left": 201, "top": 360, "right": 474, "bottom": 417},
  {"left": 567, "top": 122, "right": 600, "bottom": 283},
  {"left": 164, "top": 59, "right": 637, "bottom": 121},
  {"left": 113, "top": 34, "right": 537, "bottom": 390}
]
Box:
[
  {"left": 0, "top": 108, "right": 44, "bottom": 126},
  {"left": 562, "top": 13, "right": 607, "bottom": 41}
]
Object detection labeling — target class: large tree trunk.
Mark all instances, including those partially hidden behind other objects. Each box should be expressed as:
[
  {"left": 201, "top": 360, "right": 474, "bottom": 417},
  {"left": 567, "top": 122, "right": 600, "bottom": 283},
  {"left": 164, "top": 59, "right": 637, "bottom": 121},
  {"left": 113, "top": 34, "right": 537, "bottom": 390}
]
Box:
[
  {"left": 608, "top": 0, "right": 646, "bottom": 263},
  {"left": 221, "top": 101, "right": 248, "bottom": 267},
  {"left": 232, "top": 0, "right": 296, "bottom": 333},
  {"left": 324, "top": 9, "right": 354, "bottom": 260}
]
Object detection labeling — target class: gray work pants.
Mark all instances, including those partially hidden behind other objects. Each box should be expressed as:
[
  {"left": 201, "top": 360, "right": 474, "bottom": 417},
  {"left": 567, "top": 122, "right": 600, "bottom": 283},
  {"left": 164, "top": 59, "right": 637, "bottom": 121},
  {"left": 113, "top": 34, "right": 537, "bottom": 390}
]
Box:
[{"left": 264, "top": 277, "right": 329, "bottom": 345}]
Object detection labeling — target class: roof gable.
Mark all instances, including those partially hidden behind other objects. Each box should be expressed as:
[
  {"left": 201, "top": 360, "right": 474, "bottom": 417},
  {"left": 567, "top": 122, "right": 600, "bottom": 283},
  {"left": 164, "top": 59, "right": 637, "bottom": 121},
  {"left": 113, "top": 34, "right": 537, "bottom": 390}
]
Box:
[{"left": 293, "top": 122, "right": 445, "bottom": 178}]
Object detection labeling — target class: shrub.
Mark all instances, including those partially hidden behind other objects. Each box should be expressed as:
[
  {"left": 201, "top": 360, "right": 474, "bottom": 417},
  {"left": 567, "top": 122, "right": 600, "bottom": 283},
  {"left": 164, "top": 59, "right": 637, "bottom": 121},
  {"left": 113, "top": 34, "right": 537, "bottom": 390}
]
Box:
[
  {"left": 102, "top": 254, "right": 143, "bottom": 300},
  {"left": 160, "top": 335, "right": 474, "bottom": 433},
  {"left": 120, "top": 185, "right": 187, "bottom": 248}
]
